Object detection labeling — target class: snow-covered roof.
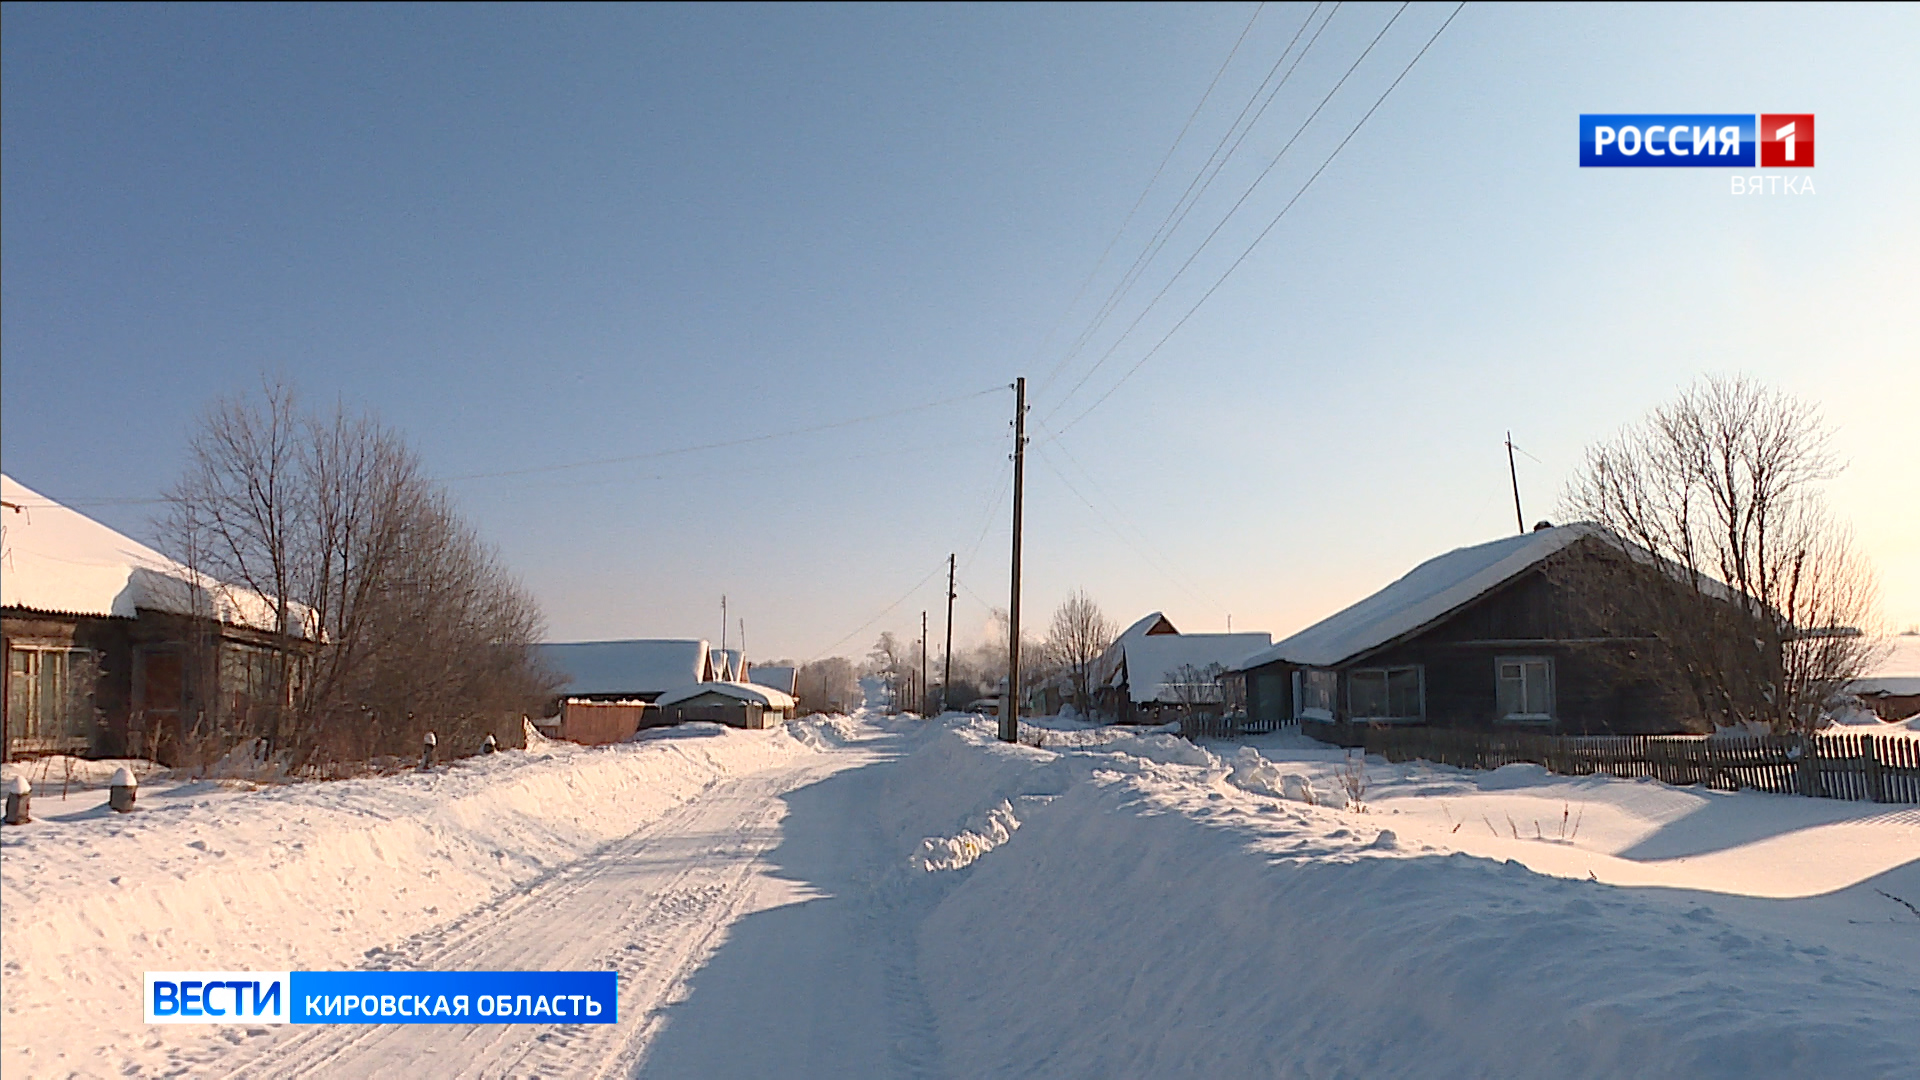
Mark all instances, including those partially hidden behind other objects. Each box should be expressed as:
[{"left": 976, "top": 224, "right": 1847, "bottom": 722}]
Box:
[
  {"left": 0, "top": 474, "right": 313, "bottom": 636},
  {"left": 655, "top": 680, "right": 795, "bottom": 710},
  {"left": 1092, "top": 612, "right": 1180, "bottom": 687},
  {"left": 1234, "top": 525, "right": 1606, "bottom": 671},
  {"left": 709, "top": 648, "right": 743, "bottom": 682},
  {"left": 539, "top": 639, "right": 712, "bottom": 697},
  {"left": 1852, "top": 677, "right": 1920, "bottom": 698},
  {"left": 746, "top": 664, "right": 797, "bottom": 695},
  {"left": 1114, "top": 632, "right": 1273, "bottom": 704},
  {"left": 1865, "top": 635, "right": 1920, "bottom": 678}
]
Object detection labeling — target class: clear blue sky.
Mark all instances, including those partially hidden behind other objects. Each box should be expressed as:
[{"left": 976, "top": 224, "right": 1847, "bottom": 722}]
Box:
[{"left": 5, "top": 2, "right": 1916, "bottom": 659}]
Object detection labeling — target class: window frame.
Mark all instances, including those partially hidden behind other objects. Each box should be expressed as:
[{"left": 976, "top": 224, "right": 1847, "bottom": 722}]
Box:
[
  {"left": 6, "top": 644, "right": 97, "bottom": 747},
  {"left": 1292, "top": 668, "right": 1337, "bottom": 721},
  {"left": 1495, "top": 655, "right": 1555, "bottom": 724},
  {"left": 1346, "top": 664, "right": 1425, "bottom": 723}
]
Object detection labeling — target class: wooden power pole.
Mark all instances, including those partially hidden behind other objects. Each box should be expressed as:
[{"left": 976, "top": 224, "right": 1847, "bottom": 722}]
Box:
[
  {"left": 1506, "top": 432, "right": 1525, "bottom": 535},
  {"left": 943, "top": 553, "right": 955, "bottom": 716},
  {"left": 920, "top": 610, "right": 929, "bottom": 718},
  {"left": 1003, "top": 377, "right": 1026, "bottom": 743}
]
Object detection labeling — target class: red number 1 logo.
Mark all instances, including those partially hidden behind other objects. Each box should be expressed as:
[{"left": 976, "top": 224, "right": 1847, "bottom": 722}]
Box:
[{"left": 1760, "top": 114, "right": 1814, "bottom": 167}]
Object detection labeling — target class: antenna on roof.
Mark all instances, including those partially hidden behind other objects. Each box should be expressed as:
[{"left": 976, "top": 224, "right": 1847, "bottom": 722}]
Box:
[{"left": 1506, "top": 432, "right": 1525, "bottom": 536}]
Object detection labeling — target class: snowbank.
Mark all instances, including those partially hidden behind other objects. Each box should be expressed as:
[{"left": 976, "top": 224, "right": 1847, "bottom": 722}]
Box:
[
  {"left": 0, "top": 721, "right": 833, "bottom": 1077},
  {"left": 892, "top": 716, "right": 1920, "bottom": 1079}
]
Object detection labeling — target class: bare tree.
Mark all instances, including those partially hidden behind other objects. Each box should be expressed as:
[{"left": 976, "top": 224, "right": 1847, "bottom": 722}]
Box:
[
  {"left": 1045, "top": 589, "right": 1116, "bottom": 717},
  {"left": 164, "top": 380, "right": 556, "bottom": 768},
  {"left": 1163, "top": 662, "right": 1227, "bottom": 716},
  {"left": 795, "top": 657, "right": 859, "bottom": 716},
  {"left": 1562, "top": 375, "right": 1882, "bottom": 733},
  {"left": 986, "top": 607, "right": 1052, "bottom": 713}
]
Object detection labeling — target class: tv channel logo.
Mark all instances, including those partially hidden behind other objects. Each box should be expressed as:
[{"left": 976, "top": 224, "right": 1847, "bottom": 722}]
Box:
[
  {"left": 146, "top": 970, "right": 618, "bottom": 1025},
  {"left": 1580, "top": 114, "right": 1813, "bottom": 168}
]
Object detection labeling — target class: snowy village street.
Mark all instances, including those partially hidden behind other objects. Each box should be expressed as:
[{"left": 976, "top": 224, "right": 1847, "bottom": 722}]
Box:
[
  {"left": 189, "top": 740, "right": 903, "bottom": 1078},
  {"left": 6, "top": 713, "right": 1920, "bottom": 1079}
]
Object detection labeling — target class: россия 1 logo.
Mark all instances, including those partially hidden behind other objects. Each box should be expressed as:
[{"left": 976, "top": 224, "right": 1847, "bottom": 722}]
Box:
[{"left": 1580, "top": 114, "right": 1813, "bottom": 167}]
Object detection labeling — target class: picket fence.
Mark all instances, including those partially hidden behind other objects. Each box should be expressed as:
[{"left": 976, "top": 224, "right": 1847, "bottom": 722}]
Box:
[{"left": 1288, "top": 720, "right": 1920, "bottom": 804}]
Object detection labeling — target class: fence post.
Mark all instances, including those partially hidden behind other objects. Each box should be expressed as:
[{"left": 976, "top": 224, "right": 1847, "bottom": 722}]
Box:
[{"left": 1863, "top": 737, "right": 1884, "bottom": 804}]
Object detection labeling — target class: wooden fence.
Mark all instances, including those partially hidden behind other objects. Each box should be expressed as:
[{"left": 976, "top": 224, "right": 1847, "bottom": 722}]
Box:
[
  {"left": 1295, "top": 721, "right": 1920, "bottom": 804},
  {"left": 1177, "top": 713, "right": 1288, "bottom": 740}
]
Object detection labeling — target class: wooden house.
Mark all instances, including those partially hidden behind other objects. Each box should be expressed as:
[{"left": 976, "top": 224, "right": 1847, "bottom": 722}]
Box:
[
  {"left": 745, "top": 663, "right": 797, "bottom": 698},
  {"left": 1090, "top": 613, "right": 1272, "bottom": 724},
  {"left": 1228, "top": 524, "right": 1748, "bottom": 736},
  {"left": 2, "top": 474, "right": 316, "bottom": 764}
]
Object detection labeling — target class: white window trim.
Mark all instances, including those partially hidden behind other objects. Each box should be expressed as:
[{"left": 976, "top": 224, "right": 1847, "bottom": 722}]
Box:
[
  {"left": 1347, "top": 665, "right": 1425, "bottom": 723},
  {"left": 1496, "top": 655, "right": 1554, "bottom": 724}
]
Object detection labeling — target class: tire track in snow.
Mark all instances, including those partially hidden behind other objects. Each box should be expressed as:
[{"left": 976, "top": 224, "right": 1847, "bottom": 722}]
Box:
[{"left": 185, "top": 754, "right": 864, "bottom": 1079}]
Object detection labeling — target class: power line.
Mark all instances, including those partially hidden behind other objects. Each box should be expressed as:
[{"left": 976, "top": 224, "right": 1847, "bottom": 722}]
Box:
[
  {"left": 1047, "top": 2, "right": 1408, "bottom": 425},
  {"left": 807, "top": 558, "right": 949, "bottom": 662},
  {"left": 440, "top": 385, "right": 1004, "bottom": 482},
  {"left": 1054, "top": 1, "right": 1467, "bottom": 436},
  {"left": 1033, "top": 1, "right": 1272, "bottom": 399},
  {"left": 1038, "top": 2, "right": 1335, "bottom": 407},
  {"left": 13, "top": 386, "right": 1008, "bottom": 508},
  {"left": 1031, "top": 434, "right": 1225, "bottom": 614}
]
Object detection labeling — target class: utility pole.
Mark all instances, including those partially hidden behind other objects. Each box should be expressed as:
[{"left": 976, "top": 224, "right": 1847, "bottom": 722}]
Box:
[
  {"left": 1003, "top": 377, "right": 1026, "bottom": 743},
  {"left": 921, "top": 610, "right": 929, "bottom": 718},
  {"left": 739, "top": 618, "right": 747, "bottom": 669},
  {"left": 943, "top": 553, "right": 956, "bottom": 717},
  {"left": 721, "top": 594, "right": 729, "bottom": 652},
  {"left": 1506, "top": 432, "right": 1525, "bottom": 535}
]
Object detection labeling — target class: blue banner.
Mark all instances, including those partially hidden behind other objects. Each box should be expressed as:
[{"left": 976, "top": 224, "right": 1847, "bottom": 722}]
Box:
[
  {"left": 1580, "top": 114, "right": 1754, "bottom": 166},
  {"left": 289, "top": 970, "right": 617, "bottom": 1024}
]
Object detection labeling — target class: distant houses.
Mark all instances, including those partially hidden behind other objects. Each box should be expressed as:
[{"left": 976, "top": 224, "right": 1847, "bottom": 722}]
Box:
[
  {"left": 1228, "top": 524, "right": 1720, "bottom": 735},
  {"left": 2, "top": 474, "right": 318, "bottom": 764},
  {"left": 1090, "top": 613, "right": 1272, "bottom": 724},
  {"left": 536, "top": 639, "right": 799, "bottom": 742},
  {"left": 540, "top": 639, "right": 717, "bottom": 703},
  {"left": 745, "top": 663, "right": 797, "bottom": 698}
]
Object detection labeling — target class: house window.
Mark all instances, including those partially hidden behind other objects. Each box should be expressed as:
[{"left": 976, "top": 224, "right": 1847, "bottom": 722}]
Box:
[
  {"left": 1293, "top": 669, "right": 1337, "bottom": 720},
  {"left": 1497, "top": 657, "right": 1554, "bottom": 721},
  {"left": 6, "top": 646, "right": 97, "bottom": 747},
  {"left": 1349, "top": 665, "right": 1423, "bottom": 721}
]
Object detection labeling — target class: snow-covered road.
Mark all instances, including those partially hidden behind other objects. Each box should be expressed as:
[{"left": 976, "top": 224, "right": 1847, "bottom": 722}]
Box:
[
  {"left": 182, "top": 742, "right": 913, "bottom": 1078},
  {"left": 7, "top": 713, "right": 1918, "bottom": 1079}
]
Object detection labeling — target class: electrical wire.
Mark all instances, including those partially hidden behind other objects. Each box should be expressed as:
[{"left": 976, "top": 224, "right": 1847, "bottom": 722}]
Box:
[
  {"left": 807, "top": 559, "right": 949, "bottom": 662},
  {"left": 439, "top": 384, "right": 1005, "bottom": 482},
  {"left": 1038, "top": 2, "right": 1335, "bottom": 406},
  {"left": 1033, "top": 1, "right": 1271, "bottom": 399},
  {"left": 1054, "top": 1, "right": 1467, "bottom": 436},
  {"left": 1046, "top": 2, "right": 1410, "bottom": 425}
]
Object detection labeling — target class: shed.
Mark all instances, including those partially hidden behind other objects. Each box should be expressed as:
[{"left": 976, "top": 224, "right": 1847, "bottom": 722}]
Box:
[
  {"left": 555, "top": 700, "right": 660, "bottom": 745},
  {"left": 655, "top": 681, "right": 797, "bottom": 730}
]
